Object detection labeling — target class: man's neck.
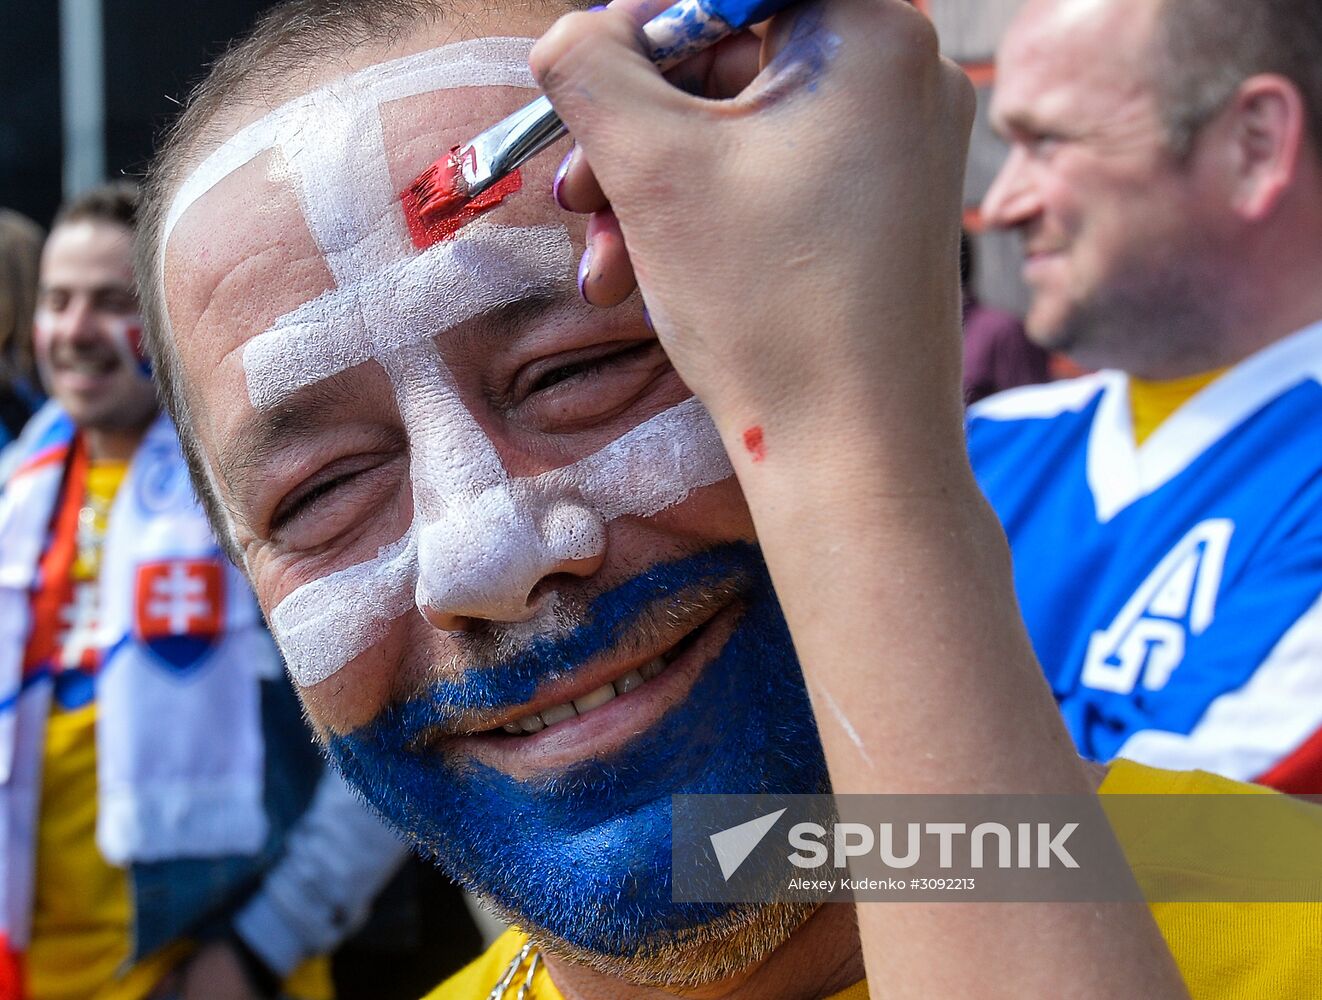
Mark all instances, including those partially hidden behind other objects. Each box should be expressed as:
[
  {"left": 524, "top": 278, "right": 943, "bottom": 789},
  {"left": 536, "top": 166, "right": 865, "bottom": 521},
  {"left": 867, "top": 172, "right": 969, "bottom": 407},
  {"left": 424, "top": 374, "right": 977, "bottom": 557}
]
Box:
[
  {"left": 1137, "top": 224, "right": 1322, "bottom": 379},
  {"left": 84, "top": 423, "right": 150, "bottom": 464},
  {"left": 544, "top": 905, "right": 864, "bottom": 1000}
]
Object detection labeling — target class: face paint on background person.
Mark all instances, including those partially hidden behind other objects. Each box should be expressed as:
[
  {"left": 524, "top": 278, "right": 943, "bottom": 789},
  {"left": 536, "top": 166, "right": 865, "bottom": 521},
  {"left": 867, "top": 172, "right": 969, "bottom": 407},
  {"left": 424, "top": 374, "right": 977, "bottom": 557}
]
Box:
[
  {"left": 32, "top": 309, "right": 153, "bottom": 398},
  {"left": 108, "top": 314, "right": 151, "bottom": 377}
]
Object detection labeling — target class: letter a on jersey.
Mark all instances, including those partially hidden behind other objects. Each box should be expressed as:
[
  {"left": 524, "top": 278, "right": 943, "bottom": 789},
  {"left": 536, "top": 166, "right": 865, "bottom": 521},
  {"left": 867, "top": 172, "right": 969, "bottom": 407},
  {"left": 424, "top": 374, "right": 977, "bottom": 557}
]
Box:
[{"left": 1081, "top": 520, "right": 1234, "bottom": 695}]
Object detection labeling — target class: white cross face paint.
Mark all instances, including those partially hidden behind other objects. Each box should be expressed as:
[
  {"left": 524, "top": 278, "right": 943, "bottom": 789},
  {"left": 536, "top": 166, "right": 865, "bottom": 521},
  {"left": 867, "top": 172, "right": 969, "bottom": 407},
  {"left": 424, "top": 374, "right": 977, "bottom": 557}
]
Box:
[
  {"left": 241, "top": 222, "right": 575, "bottom": 409},
  {"left": 165, "top": 39, "right": 735, "bottom": 688}
]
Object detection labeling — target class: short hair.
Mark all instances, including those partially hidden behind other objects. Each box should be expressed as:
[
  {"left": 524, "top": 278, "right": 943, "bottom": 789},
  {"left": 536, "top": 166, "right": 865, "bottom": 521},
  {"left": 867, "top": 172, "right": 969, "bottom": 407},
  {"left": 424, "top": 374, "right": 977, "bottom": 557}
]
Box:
[
  {"left": 54, "top": 179, "right": 139, "bottom": 233},
  {"left": 136, "top": 0, "right": 470, "bottom": 558},
  {"left": 0, "top": 209, "right": 45, "bottom": 386},
  {"left": 1153, "top": 0, "right": 1322, "bottom": 157}
]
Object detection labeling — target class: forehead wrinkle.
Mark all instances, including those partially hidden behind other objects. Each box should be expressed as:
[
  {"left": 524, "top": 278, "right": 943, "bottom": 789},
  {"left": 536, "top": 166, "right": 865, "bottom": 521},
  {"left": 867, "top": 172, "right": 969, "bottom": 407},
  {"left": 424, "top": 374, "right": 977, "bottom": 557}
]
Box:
[{"left": 205, "top": 241, "right": 329, "bottom": 350}]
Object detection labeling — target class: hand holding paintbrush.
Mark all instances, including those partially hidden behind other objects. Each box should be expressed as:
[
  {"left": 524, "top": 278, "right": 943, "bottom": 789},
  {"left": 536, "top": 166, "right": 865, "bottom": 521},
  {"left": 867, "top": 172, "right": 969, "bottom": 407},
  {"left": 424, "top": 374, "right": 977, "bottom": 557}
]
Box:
[
  {"left": 404, "top": 0, "right": 803, "bottom": 226},
  {"left": 526, "top": 6, "right": 1193, "bottom": 1000},
  {"left": 531, "top": 0, "right": 975, "bottom": 437}
]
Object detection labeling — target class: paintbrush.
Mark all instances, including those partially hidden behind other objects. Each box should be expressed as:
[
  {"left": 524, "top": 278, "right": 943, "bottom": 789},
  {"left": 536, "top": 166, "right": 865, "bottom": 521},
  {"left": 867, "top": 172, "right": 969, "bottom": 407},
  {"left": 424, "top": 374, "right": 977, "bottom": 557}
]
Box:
[{"left": 404, "top": 0, "right": 800, "bottom": 225}]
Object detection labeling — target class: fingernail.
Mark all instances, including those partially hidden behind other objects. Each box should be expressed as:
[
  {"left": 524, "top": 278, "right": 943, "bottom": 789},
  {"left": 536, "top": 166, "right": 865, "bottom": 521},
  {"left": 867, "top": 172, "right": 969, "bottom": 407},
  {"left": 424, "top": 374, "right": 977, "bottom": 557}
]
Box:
[
  {"left": 642, "top": 306, "right": 653, "bottom": 332},
  {"left": 553, "top": 147, "right": 574, "bottom": 209},
  {"left": 588, "top": 4, "right": 608, "bottom": 10},
  {"left": 577, "top": 244, "right": 593, "bottom": 301}
]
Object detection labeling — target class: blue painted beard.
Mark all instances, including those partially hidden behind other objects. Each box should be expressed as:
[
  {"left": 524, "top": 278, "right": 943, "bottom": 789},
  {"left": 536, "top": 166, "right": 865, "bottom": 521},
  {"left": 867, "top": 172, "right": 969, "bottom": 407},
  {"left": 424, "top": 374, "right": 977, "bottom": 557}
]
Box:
[{"left": 327, "top": 542, "right": 829, "bottom": 961}]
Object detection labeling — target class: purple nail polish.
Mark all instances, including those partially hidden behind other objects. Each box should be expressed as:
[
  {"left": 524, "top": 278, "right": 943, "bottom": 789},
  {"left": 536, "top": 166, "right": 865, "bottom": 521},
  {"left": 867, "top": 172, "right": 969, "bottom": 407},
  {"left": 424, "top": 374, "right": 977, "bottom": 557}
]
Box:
[
  {"left": 577, "top": 245, "right": 593, "bottom": 300},
  {"left": 642, "top": 306, "right": 654, "bottom": 332},
  {"left": 588, "top": 4, "right": 608, "bottom": 10},
  {"left": 553, "top": 148, "right": 574, "bottom": 208}
]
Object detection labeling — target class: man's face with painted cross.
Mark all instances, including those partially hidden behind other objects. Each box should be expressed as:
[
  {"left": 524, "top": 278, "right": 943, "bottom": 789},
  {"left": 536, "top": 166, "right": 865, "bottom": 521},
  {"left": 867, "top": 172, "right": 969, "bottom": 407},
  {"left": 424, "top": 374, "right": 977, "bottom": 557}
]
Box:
[{"left": 159, "top": 6, "right": 827, "bottom": 984}]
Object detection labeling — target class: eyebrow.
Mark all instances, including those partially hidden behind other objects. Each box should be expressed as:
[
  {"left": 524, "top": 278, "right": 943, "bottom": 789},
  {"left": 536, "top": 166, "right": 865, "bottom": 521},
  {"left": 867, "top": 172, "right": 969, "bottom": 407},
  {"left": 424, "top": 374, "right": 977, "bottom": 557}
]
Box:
[
  {"left": 217, "top": 373, "right": 386, "bottom": 518},
  {"left": 38, "top": 281, "right": 135, "bottom": 299},
  {"left": 215, "top": 290, "right": 562, "bottom": 519},
  {"left": 240, "top": 224, "right": 576, "bottom": 410}
]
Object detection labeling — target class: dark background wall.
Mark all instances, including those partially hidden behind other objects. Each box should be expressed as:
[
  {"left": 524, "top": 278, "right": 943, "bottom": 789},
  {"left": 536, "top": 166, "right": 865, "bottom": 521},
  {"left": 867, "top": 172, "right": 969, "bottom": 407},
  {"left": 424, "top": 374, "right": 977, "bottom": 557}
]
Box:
[
  {"left": 0, "top": 0, "right": 282, "bottom": 228},
  {"left": 1, "top": 0, "right": 1031, "bottom": 317},
  {"left": 1, "top": 1, "right": 62, "bottom": 227}
]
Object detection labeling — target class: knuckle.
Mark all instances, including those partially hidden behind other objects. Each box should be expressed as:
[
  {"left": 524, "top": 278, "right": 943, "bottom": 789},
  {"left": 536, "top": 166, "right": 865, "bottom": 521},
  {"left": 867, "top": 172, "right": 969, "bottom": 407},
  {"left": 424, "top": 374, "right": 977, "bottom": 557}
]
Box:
[
  {"left": 884, "top": 0, "right": 941, "bottom": 66},
  {"left": 944, "top": 61, "right": 977, "bottom": 125},
  {"left": 531, "top": 10, "right": 623, "bottom": 93}
]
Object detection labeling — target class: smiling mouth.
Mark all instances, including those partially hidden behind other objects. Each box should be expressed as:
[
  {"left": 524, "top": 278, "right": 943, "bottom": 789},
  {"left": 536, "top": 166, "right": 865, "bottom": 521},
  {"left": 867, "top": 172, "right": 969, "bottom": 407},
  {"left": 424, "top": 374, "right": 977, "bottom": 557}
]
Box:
[
  {"left": 55, "top": 356, "right": 119, "bottom": 377},
  {"left": 494, "top": 631, "right": 697, "bottom": 737},
  {"left": 399, "top": 572, "right": 746, "bottom": 773}
]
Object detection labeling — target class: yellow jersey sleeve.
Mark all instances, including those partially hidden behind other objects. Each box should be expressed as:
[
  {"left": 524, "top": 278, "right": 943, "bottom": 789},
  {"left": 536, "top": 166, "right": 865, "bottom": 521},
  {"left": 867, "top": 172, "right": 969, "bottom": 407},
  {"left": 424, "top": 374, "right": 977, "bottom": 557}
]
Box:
[{"left": 1101, "top": 760, "right": 1322, "bottom": 999}]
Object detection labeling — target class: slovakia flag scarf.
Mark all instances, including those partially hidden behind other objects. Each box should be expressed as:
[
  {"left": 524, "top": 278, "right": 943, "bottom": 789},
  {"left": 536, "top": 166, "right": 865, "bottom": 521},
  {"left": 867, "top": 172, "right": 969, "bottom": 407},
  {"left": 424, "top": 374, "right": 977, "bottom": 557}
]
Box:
[{"left": 0, "top": 406, "right": 275, "bottom": 987}]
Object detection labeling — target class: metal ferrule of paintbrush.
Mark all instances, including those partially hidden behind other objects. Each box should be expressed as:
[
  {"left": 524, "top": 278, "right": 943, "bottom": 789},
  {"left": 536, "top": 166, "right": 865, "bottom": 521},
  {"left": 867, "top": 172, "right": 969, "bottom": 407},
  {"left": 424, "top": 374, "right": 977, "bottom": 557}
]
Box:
[
  {"left": 457, "top": 95, "right": 565, "bottom": 201},
  {"left": 452, "top": 0, "right": 781, "bottom": 202}
]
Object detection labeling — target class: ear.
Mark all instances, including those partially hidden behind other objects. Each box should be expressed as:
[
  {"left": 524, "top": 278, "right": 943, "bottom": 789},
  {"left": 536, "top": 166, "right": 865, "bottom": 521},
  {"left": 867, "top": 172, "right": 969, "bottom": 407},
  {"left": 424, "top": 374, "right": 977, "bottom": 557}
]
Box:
[{"left": 1219, "top": 74, "right": 1307, "bottom": 222}]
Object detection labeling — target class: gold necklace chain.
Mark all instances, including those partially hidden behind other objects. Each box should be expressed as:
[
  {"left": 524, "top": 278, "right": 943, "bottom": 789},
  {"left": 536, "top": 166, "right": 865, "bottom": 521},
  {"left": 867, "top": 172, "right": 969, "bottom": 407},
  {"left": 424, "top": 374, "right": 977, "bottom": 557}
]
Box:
[
  {"left": 73, "top": 491, "right": 114, "bottom": 579},
  {"left": 488, "top": 941, "right": 542, "bottom": 1000}
]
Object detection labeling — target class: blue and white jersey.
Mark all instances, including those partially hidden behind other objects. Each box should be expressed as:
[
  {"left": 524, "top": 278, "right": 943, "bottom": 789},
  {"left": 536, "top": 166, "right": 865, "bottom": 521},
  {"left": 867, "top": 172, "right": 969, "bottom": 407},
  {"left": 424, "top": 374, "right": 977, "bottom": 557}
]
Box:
[{"left": 967, "top": 322, "right": 1322, "bottom": 789}]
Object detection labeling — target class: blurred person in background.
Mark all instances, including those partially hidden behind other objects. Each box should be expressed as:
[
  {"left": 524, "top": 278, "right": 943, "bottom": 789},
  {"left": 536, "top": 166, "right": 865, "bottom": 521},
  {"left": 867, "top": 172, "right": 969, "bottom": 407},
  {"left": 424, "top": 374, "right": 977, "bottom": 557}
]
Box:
[
  {"left": 970, "top": 0, "right": 1322, "bottom": 790},
  {"left": 0, "top": 181, "right": 408, "bottom": 1000},
  {"left": 0, "top": 209, "right": 47, "bottom": 447},
  {"left": 959, "top": 229, "right": 1050, "bottom": 403}
]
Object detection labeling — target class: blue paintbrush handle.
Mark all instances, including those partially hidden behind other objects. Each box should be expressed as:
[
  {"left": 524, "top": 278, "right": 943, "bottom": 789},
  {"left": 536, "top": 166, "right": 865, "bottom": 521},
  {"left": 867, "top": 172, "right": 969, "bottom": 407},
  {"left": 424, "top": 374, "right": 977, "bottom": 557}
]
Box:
[
  {"left": 643, "top": 0, "right": 802, "bottom": 67},
  {"left": 702, "top": 0, "right": 802, "bottom": 29}
]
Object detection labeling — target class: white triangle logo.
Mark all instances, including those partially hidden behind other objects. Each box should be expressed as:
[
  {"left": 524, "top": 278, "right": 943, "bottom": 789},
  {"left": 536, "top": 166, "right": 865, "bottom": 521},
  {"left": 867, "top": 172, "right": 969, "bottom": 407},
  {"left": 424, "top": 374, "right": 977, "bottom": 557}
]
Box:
[{"left": 709, "top": 808, "right": 787, "bottom": 882}]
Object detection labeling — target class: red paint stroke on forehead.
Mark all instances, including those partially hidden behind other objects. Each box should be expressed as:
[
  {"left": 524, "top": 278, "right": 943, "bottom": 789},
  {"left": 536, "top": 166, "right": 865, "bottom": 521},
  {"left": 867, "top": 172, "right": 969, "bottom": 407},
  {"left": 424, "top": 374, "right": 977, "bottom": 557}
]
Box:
[
  {"left": 402, "top": 169, "right": 523, "bottom": 249},
  {"left": 743, "top": 426, "right": 766, "bottom": 462}
]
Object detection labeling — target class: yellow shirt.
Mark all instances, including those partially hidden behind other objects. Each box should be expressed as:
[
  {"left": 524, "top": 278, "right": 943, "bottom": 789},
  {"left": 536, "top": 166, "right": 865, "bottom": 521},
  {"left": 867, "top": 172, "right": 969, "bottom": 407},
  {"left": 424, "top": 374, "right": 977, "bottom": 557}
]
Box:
[
  {"left": 1129, "top": 369, "right": 1226, "bottom": 446},
  {"left": 1102, "top": 760, "right": 1322, "bottom": 1000},
  {"left": 426, "top": 762, "right": 1322, "bottom": 999},
  {"left": 26, "top": 459, "right": 174, "bottom": 1000}
]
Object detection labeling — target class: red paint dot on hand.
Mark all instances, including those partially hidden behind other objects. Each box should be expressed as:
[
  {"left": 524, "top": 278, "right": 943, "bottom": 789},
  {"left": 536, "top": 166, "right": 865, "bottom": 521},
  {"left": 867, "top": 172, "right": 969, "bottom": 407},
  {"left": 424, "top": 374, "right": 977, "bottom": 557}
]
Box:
[{"left": 743, "top": 426, "right": 766, "bottom": 462}]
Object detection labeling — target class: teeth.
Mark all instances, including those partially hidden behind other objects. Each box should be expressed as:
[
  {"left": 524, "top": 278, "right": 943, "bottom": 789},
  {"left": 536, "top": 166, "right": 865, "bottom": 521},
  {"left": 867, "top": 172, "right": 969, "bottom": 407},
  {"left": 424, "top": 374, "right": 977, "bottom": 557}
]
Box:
[
  {"left": 573, "top": 683, "right": 616, "bottom": 714},
  {"left": 540, "top": 703, "right": 577, "bottom": 726},
  {"left": 500, "top": 657, "right": 671, "bottom": 736},
  {"left": 613, "top": 669, "right": 644, "bottom": 695}
]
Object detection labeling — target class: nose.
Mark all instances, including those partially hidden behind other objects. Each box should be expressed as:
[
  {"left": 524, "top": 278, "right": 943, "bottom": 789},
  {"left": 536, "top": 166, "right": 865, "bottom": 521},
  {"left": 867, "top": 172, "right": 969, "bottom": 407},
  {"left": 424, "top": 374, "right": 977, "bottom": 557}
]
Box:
[
  {"left": 980, "top": 146, "right": 1041, "bottom": 232},
  {"left": 414, "top": 486, "right": 607, "bottom": 630}
]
